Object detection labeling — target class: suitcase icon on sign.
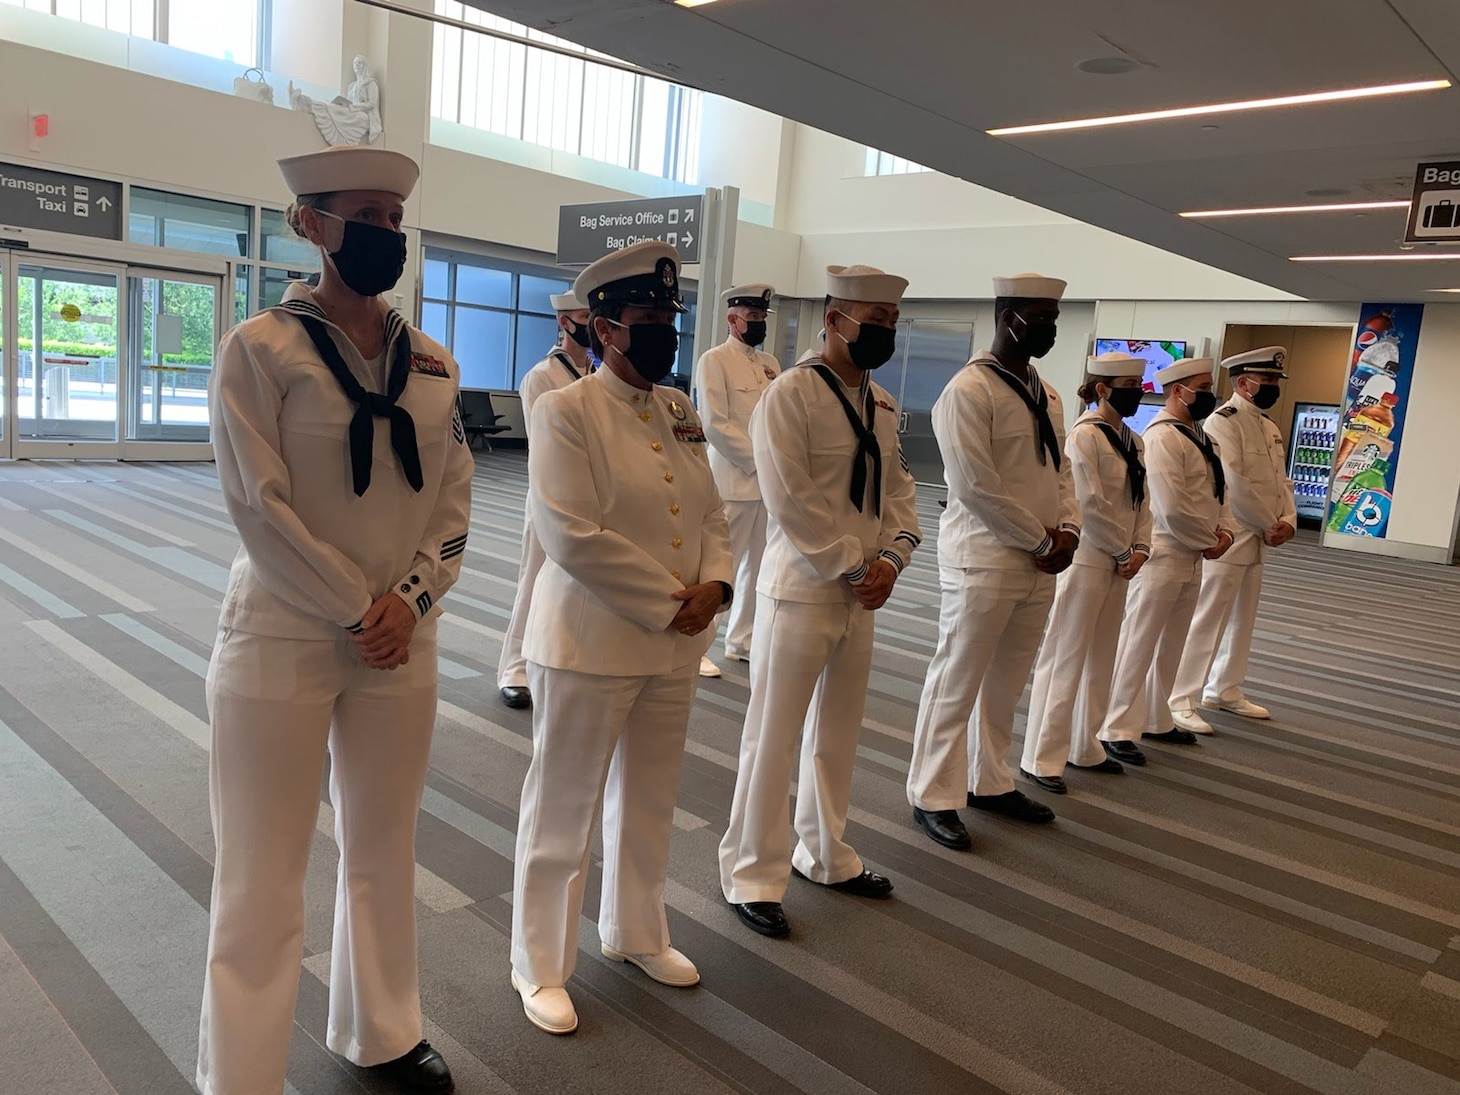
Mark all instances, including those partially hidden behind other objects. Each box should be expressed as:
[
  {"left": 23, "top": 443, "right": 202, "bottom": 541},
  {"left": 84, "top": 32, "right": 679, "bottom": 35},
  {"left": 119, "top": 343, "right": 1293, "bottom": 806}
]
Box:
[{"left": 1424, "top": 199, "right": 1457, "bottom": 229}]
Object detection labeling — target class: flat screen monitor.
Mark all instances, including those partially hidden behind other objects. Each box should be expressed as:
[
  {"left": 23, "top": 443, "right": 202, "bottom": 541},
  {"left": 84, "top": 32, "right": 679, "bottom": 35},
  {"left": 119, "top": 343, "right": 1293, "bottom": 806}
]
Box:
[
  {"left": 1094, "top": 339, "right": 1188, "bottom": 394},
  {"left": 1127, "top": 400, "right": 1165, "bottom": 435}
]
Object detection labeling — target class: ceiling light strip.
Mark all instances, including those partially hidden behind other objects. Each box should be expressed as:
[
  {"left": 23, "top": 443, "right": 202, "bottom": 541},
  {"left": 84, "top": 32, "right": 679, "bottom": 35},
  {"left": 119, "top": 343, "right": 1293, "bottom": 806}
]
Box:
[
  {"left": 1182, "top": 201, "right": 1411, "bottom": 218},
  {"left": 1291, "top": 253, "right": 1460, "bottom": 262},
  {"left": 988, "top": 79, "right": 1450, "bottom": 136}
]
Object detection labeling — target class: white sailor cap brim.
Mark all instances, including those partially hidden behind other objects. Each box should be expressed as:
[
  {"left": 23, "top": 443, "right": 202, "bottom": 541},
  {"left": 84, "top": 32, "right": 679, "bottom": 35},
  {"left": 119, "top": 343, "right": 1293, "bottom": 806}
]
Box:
[
  {"left": 277, "top": 147, "right": 420, "bottom": 200},
  {"left": 549, "top": 290, "right": 586, "bottom": 312},
  {"left": 574, "top": 240, "right": 687, "bottom": 313},
  {"left": 1155, "top": 357, "right": 1215, "bottom": 386},
  {"left": 723, "top": 283, "right": 775, "bottom": 311},
  {"left": 826, "top": 264, "right": 908, "bottom": 304},
  {"left": 1222, "top": 345, "right": 1289, "bottom": 378},
  {"left": 993, "top": 272, "right": 1067, "bottom": 301},
  {"left": 1086, "top": 351, "right": 1146, "bottom": 378}
]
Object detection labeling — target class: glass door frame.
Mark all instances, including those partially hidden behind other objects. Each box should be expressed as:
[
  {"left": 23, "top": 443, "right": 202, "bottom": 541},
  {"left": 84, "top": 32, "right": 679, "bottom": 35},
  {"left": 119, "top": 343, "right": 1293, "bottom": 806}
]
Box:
[
  {"left": 122, "top": 265, "right": 224, "bottom": 460},
  {"left": 4, "top": 252, "right": 128, "bottom": 461},
  {"left": 0, "top": 232, "right": 229, "bottom": 462}
]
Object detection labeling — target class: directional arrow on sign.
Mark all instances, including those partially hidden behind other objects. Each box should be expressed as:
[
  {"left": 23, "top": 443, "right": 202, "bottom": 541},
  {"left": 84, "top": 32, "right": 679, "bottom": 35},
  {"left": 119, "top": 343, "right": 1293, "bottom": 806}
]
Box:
[
  {"left": 684, "top": 207, "right": 695, "bottom": 223},
  {"left": 682, "top": 231, "right": 694, "bottom": 248},
  {"left": 97, "top": 196, "right": 112, "bottom": 211}
]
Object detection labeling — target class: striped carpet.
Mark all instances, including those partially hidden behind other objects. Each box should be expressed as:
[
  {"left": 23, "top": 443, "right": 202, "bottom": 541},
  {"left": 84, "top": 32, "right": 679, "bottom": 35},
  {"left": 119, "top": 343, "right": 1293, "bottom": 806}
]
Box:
[{"left": 0, "top": 454, "right": 1457, "bottom": 1095}]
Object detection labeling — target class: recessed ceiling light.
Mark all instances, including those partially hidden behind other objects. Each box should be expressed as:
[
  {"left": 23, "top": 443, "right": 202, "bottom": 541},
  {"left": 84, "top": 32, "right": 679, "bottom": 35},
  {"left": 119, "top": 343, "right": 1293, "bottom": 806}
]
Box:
[
  {"left": 1182, "top": 200, "right": 1411, "bottom": 218},
  {"left": 1291, "top": 253, "right": 1460, "bottom": 262},
  {"left": 987, "top": 78, "right": 1450, "bottom": 136},
  {"left": 674, "top": 0, "right": 717, "bottom": 6},
  {"left": 1428, "top": 287, "right": 1460, "bottom": 292},
  {"left": 1077, "top": 56, "right": 1141, "bottom": 75}
]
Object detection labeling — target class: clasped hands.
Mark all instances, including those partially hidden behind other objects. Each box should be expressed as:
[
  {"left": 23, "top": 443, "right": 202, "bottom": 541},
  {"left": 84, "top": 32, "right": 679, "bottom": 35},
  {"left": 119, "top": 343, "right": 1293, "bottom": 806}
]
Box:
[{"left": 351, "top": 593, "right": 418, "bottom": 671}]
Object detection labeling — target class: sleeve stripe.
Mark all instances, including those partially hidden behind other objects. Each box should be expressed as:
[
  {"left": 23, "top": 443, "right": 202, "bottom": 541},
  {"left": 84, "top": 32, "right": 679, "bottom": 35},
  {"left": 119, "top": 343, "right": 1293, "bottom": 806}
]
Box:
[
  {"left": 441, "top": 534, "right": 468, "bottom": 548},
  {"left": 845, "top": 562, "right": 869, "bottom": 584},
  {"left": 415, "top": 591, "right": 434, "bottom": 616},
  {"left": 1034, "top": 532, "right": 1053, "bottom": 557},
  {"left": 878, "top": 549, "right": 906, "bottom": 573},
  {"left": 893, "top": 531, "right": 921, "bottom": 548},
  {"left": 441, "top": 545, "right": 466, "bottom": 562}
]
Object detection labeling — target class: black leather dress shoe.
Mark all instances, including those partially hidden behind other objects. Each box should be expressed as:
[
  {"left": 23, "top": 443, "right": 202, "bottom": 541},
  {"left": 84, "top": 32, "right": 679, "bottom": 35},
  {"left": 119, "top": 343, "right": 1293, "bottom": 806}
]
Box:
[
  {"left": 1069, "top": 757, "right": 1124, "bottom": 773},
  {"left": 792, "top": 867, "right": 894, "bottom": 897},
  {"left": 732, "top": 901, "right": 790, "bottom": 938},
  {"left": 1102, "top": 740, "right": 1145, "bottom": 766},
  {"left": 1143, "top": 727, "right": 1199, "bottom": 745},
  {"left": 367, "top": 1040, "right": 454, "bottom": 1093},
  {"left": 499, "top": 686, "right": 531, "bottom": 710},
  {"left": 913, "top": 807, "right": 972, "bottom": 850},
  {"left": 1020, "top": 768, "right": 1068, "bottom": 794},
  {"left": 967, "top": 790, "right": 1056, "bottom": 823}
]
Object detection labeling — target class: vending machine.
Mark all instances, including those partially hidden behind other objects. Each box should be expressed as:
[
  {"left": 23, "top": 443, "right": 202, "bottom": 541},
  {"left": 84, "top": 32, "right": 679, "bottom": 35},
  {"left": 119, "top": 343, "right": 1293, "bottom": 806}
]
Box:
[{"left": 1288, "top": 402, "right": 1341, "bottom": 525}]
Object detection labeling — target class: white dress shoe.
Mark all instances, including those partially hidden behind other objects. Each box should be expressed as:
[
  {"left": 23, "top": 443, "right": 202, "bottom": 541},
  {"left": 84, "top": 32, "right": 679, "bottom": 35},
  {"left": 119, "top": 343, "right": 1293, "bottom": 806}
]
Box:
[
  {"left": 1170, "top": 707, "right": 1213, "bottom": 735},
  {"left": 601, "top": 944, "right": 700, "bottom": 987},
  {"left": 1205, "top": 695, "right": 1270, "bottom": 720},
  {"left": 510, "top": 969, "right": 578, "bottom": 1034},
  {"left": 723, "top": 648, "right": 750, "bottom": 663},
  {"left": 698, "top": 655, "right": 722, "bottom": 678}
]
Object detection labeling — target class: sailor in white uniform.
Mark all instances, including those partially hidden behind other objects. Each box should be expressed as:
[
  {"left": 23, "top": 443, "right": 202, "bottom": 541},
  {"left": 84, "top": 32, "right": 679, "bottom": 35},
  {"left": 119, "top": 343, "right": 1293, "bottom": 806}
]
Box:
[
  {"left": 510, "top": 242, "right": 733, "bottom": 1036},
  {"left": 906, "top": 273, "right": 1079, "bottom": 851},
  {"left": 693, "top": 283, "right": 781, "bottom": 678},
  {"left": 719, "top": 265, "right": 920, "bottom": 940},
  {"left": 200, "top": 146, "right": 471, "bottom": 1095},
  {"left": 1020, "top": 351, "right": 1153, "bottom": 791},
  {"left": 1169, "top": 347, "right": 1296, "bottom": 730},
  {"left": 1099, "top": 358, "right": 1235, "bottom": 765},
  {"left": 497, "top": 289, "right": 592, "bottom": 709}
]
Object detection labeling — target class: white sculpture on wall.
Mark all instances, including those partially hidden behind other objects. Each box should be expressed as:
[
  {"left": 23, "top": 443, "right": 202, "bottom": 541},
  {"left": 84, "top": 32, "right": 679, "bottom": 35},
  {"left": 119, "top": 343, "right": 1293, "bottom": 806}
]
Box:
[{"left": 289, "top": 55, "right": 383, "bottom": 147}]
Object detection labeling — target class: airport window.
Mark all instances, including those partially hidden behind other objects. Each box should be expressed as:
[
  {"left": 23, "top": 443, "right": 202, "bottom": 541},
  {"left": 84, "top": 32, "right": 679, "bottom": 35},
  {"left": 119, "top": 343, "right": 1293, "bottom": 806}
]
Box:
[
  {"left": 864, "top": 148, "right": 931, "bottom": 177},
  {"left": 129, "top": 188, "right": 253, "bottom": 259},
  {"left": 430, "top": 2, "right": 702, "bottom": 184},
  {"left": 0, "top": 0, "right": 265, "bottom": 65}
]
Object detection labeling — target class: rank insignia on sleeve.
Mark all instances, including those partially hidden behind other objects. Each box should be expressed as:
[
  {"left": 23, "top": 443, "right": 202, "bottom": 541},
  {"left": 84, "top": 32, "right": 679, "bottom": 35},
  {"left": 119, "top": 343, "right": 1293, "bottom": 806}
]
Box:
[
  {"left": 875, "top": 398, "right": 895, "bottom": 412},
  {"left": 672, "top": 423, "right": 707, "bottom": 443},
  {"left": 410, "top": 352, "right": 450, "bottom": 377}
]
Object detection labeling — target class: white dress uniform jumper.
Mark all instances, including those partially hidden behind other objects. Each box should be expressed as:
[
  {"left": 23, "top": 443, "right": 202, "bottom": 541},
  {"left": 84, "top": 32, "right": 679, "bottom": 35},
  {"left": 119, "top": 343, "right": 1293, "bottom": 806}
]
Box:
[
  {"left": 511, "top": 242, "right": 732, "bottom": 998},
  {"left": 199, "top": 283, "right": 473, "bottom": 1095},
  {"left": 907, "top": 348, "right": 1080, "bottom": 811},
  {"left": 718, "top": 358, "right": 921, "bottom": 902},
  {"left": 1170, "top": 349, "right": 1296, "bottom": 714},
  {"left": 497, "top": 339, "right": 589, "bottom": 692},
  {"left": 1100, "top": 372, "right": 1234, "bottom": 744},
  {"left": 695, "top": 284, "right": 780, "bottom": 660},
  {"left": 1022, "top": 403, "right": 1152, "bottom": 776}
]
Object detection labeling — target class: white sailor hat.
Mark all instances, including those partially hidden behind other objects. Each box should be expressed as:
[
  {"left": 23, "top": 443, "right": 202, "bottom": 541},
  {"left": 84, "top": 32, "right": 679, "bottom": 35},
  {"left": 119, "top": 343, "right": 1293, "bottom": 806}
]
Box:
[
  {"left": 277, "top": 146, "right": 420, "bottom": 200},
  {"left": 1221, "top": 345, "right": 1289, "bottom": 379},
  {"left": 993, "top": 272, "right": 1067, "bottom": 301},
  {"left": 1155, "top": 357, "right": 1216, "bottom": 387},
  {"left": 723, "top": 283, "right": 775, "bottom": 311},
  {"left": 1085, "top": 351, "right": 1145, "bottom": 378},
  {"left": 574, "top": 240, "right": 687, "bottom": 313},
  {"left": 826, "top": 264, "right": 908, "bottom": 304},
  {"left": 549, "top": 290, "right": 586, "bottom": 312}
]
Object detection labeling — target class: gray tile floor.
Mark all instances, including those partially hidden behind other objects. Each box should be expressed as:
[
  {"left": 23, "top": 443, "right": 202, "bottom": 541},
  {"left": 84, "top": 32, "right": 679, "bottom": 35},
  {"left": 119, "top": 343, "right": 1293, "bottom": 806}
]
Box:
[{"left": 0, "top": 455, "right": 1457, "bottom": 1094}]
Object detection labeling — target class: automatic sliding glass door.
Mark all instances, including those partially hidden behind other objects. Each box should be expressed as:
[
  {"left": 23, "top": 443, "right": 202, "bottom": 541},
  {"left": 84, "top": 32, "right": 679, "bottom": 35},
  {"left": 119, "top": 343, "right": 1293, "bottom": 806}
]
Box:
[{"left": 126, "top": 271, "right": 218, "bottom": 447}]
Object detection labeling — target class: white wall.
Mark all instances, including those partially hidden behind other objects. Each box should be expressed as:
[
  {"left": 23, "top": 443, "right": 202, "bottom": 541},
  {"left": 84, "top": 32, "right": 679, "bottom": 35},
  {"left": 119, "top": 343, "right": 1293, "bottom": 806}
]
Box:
[{"left": 1093, "top": 299, "right": 1359, "bottom": 360}]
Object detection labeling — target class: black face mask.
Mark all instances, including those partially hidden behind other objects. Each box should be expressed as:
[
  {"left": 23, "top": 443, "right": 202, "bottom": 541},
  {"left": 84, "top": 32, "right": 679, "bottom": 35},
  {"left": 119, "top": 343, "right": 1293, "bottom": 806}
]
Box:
[
  {"left": 1183, "top": 388, "right": 1218, "bottom": 421},
  {"left": 323, "top": 213, "right": 406, "bottom": 298},
  {"left": 1011, "top": 311, "right": 1058, "bottom": 359},
  {"left": 1250, "top": 382, "right": 1281, "bottom": 410},
  {"left": 564, "top": 320, "right": 592, "bottom": 349},
  {"left": 838, "top": 315, "right": 897, "bottom": 370},
  {"left": 1106, "top": 386, "right": 1144, "bottom": 418},
  {"left": 739, "top": 319, "right": 767, "bottom": 347},
  {"left": 610, "top": 321, "right": 678, "bottom": 384}
]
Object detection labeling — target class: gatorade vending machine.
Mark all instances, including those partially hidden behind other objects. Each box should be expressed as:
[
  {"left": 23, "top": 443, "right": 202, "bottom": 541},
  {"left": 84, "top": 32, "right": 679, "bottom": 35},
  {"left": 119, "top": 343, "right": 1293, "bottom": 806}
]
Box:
[{"left": 1288, "top": 402, "right": 1341, "bottom": 525}]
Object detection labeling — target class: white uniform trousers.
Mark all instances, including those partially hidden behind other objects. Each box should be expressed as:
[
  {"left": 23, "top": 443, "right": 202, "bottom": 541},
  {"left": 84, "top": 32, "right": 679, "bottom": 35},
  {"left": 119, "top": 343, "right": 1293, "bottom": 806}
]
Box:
[
  {"left": 497, "top": 517, "right": 547, "bottom": 689},
  {"left": 1021, "top": 564, "right": 1128, "bottom": 776},
  {"left": 198, "top": 624, "right": 439, "bottom": 1095},
  {"left": 719, "top": 498, "right": 768, "bottom": 659},
  {"left": 1169, "top": 559, "right": 1264, "bottom": 710},
  {"left": 907, "top": 566, "right": 1055, "bottom": 810},
  {"left": 719, "top": 595, "right": 874, "bottom": 903},
  {"left": 1100, "top": 554, "right": 1202, "bottom": 742},
  {"left": 511, "top": 661, "right": 695, "bottom": 988}
]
